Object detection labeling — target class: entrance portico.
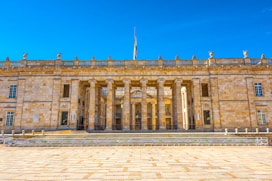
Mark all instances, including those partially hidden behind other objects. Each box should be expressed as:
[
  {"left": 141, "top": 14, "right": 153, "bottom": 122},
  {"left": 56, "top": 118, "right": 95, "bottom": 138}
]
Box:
[{"left": 79, "top": 78, "right": 191, "bottom": 131}]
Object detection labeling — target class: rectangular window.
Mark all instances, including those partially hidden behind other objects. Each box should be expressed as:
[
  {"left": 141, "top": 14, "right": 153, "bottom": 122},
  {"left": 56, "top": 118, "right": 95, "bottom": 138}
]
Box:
[
  {"left": 203, "top": 110, "right": 211, "bottom": 125},
  {"left": 63, "top": 84, "right": 70, "bottom": 98},
  {"left": 9, "top": 85, "right": 17, "bottom": 98},
  {"left": 254, "top": 83, "right": 263, "bottom": 96},
  {"left": 201, "top": 83, "right": 209, "bottom": 97},
  {"left": 6, "top": 112, "right": 14, "bottom": 126},
  {"left": 61, "top": 111, "right": 68, "bottom": 125},
  {"left": 257, "top": 110, "right": 266, "bottom": 124}
]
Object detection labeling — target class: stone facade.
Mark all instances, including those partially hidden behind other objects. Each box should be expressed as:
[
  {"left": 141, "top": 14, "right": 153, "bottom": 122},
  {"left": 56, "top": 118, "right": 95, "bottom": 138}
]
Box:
[{"left": 0, "top": 55, "right": 271, "bottom": 132}]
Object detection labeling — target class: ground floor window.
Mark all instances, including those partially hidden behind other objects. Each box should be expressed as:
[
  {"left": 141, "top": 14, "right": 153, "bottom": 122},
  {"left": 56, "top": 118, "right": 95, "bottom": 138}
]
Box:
[
  {"left": 6, "top": 112, "right": 14, "bottom": 126},
  {"left": 61, "top": 111, "right": 68, "bottom": 125},
  {"left": 203, "top": 110, "right": 211, "bottom": 125},
  {"left": 257, "top": 110, "right": 266, "bottom": 125}
]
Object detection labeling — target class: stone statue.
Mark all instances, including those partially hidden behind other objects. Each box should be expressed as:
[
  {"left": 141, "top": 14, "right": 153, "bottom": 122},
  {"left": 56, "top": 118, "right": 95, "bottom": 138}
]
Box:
[
  {"left": 23, "top": 53, "right": 28, "bottom": 60},
  {"left": 208, "top": 51, "right": 214, "bottom": 58},
  {"left": 243, "top": 50, "right": 248, "bottom": 58},
  {"left": 192, "top": 55, "right": 196, "bottom": 60},
  {"left": 57, "top": 52, "right": 61, "bottom": 60},
  {"left": 261, "top": 54, "right": 265, "bottom": 59}
]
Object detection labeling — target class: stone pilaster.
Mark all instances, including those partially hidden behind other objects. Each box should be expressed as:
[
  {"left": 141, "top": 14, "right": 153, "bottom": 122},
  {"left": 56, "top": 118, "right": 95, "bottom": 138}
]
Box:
[
  {"left": 106, "top": 79, "right": 114, "bottom": 130},
  {"left": 152, "top": 103, "right": 156, "bottom": 130},
  {"left": 132, "top": 103, "right": 136, "bottom": 130},
  {"left": 140, "top": 78, "right": 148, "bottom": 130},
  {"left": 192, "top": 78, "right": 202, "bottom": 129},
  {"left": 210, "top": 78, "right": 220, "bottom": 129},
  {"left": 88, "top": 79, "right": 96, "bottom": 131},
  {"left": 174, "top": 78, "right": 183, "bottom": 129},
  {"left": 51, "top": 78, "right": 61, "bottom": 129},
  {"left": 122, "top": 78, "right": 131, "bottom": 130},
  {"left": 70, "top": 79, "right": 79, "bottom": 128},
  {"left": 246, "top": 77, "right": 255, "bottom": 129},
  {"left": 14, "top": 78, "right": 26, "bottom": 131},
  {"left": 157, "top": 78, "right": 165, "bottom": 130}
]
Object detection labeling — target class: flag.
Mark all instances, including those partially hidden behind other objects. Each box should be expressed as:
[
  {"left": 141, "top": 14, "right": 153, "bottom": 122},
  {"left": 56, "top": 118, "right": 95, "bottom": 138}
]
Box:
[{"left": 133, "top": 27, "right": 137, "bottom": 60}]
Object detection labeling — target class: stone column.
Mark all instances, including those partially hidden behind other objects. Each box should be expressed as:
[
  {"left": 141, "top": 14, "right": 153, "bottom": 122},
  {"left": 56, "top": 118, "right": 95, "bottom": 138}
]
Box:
[
  {"left": 157, "top": 78, "right": 166, "bottom": 130},
  {"left": 51, "top": 78, "right": 61, "bottom": 129},
  {"left": 70, "top": 79, "right": 79, "bottom": 128},
  {"left": 88, "top": 79, "right": 96, "bottom": 131},
  {"left": 122, "top": 78, "right": 131, "bottom": 130},
  {"left": 106, "top": 79, "right": 114, "bottom": 130},
  {"left": 192, "top": 78, "right": 201, "bottom": 129},
  {"left": 95, "top": 85, "right": 101, "bottom": 129},
  {"left": 152, "top": 103, "right": 156, "bottom": 130},
  {"left": 140, "top": 78, "right": 148, "bottom": 130},
  {"left": 14, "top": 78, "right": 26, "bottom": 131},
  {"left": 210, "top": 77, "right": 221, "bottom": 130},
  {"left": 174, "top": 78, "right": 183, "bottom": 129},
  {"left": 131, "top": 103, "right": 136, "bottom": 130}
]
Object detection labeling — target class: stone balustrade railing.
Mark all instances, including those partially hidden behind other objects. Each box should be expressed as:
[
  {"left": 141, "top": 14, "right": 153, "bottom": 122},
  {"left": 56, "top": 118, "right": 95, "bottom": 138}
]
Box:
[{"left": 0, "top": 58, "right": 272, "bottom": 69}]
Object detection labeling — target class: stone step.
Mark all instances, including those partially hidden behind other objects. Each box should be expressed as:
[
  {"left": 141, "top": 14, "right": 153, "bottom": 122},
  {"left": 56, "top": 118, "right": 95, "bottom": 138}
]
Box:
[{"left": 3, "top": 136, "right": 269, "bottom": 147}]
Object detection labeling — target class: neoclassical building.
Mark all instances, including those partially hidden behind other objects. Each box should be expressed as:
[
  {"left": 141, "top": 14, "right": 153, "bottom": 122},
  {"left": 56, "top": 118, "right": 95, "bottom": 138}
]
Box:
[{"left": 0, "top": 52, "right": 271, "bottom": 132}]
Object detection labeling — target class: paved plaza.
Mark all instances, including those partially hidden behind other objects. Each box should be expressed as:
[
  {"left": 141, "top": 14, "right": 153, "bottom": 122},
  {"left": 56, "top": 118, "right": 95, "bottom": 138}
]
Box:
[{"left": 0, "top": 145, "right": 271, "bottom": 180}]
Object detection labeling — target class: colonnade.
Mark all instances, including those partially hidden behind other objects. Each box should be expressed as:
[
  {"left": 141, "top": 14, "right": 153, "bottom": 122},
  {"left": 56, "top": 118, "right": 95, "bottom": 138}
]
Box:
[{"left": 86, "top": 78, "right": 188, "bottom": 131}]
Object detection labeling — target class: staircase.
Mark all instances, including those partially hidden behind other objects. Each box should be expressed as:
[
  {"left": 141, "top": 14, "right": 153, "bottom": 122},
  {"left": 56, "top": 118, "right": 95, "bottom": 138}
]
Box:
[{"left": 1, "top": 132, "right": 269, "bottom": 147}]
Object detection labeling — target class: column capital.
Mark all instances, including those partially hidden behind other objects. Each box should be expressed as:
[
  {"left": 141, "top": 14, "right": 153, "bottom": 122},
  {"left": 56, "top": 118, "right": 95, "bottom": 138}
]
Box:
[
  {"left": 174, "top": 78, "right": 183, "bottom": 85},
  {"left": 140, "top": 78, "right": 148, "bottom": 86},
  {"left": 123, "top": 78, "right": 131, "bottom": 84},
  {"left": 106, "top": 79, "right": 114, "bottom": 85},
  {"left": 88, "top": 79, "right": 96, "bottom": 87},
  {"left": 157, "top": 78, "right": 165, "bottom": 86}
]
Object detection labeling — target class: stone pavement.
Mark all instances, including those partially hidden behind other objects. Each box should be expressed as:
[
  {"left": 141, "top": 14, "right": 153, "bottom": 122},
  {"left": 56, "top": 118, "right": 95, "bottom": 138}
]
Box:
[{"left": 0, "top": 145, "right": 271, "bottom": 180}]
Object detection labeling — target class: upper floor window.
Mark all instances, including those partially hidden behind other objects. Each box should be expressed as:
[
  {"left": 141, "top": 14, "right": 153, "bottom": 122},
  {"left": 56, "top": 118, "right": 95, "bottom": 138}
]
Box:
[
  {"left": 9, "top": 85, "right": 17, "bottom": 98},
  {"left": 257, "top": 110, "right": 266, "bottom": 125},
  {"left": 63, "top": 84, "right": 70, "bottom": 98},
  {"left": 254, "top": 83, "right": 263, "bottom": 97},
  {"left": 6, "top": 112, "right": 14, "bottom": 126},
  {"left": 201, "top": 83, "right": 209, "bottom": 97}
]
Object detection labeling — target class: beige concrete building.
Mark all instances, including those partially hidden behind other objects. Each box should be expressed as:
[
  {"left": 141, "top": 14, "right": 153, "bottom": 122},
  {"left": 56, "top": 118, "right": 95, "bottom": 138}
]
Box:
[{"left": 0, "top": 52, "right": 271, "bottom": 132}]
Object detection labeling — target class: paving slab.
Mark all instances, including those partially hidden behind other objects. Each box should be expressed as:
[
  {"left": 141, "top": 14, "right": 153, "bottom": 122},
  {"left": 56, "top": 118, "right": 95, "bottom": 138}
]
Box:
[{"left": 0, "top": 146, "right": 271, "bottom": 180}]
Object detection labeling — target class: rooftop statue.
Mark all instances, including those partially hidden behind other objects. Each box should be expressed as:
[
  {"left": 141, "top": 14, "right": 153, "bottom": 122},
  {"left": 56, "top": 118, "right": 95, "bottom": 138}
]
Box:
[
  {"left": 23, "top": 53, "right": 28, "bottom": 60},
  {"left": 209, "top": 51, "right": 214, "bottom": 58},
  {"left": 57, "top": 52, "right": 61, "bottom": 60},
  {"left": 243, "top": 50, "right": 248, "bottom": 58}
]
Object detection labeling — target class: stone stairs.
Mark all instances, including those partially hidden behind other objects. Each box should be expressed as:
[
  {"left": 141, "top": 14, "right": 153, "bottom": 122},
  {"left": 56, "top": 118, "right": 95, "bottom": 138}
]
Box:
[{"left": 1, "top": 132, "right": 269, "bottom": 147}]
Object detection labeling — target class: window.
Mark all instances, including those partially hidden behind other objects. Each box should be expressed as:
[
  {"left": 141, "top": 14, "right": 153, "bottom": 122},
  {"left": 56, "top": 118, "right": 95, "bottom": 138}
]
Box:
[
  {"left": 254, "top": 83, "right": 263, "bottom": 96},
  {"left": 257, "top": 110, "right": 266, "bottom": 124},
  {"left": 201, "top": 83, "right": 209, "bottom": 97},
  {"left": 63, "top": 84, "right": 70, "bottom": 98},
  {"left": 203, "top": 110, "right": 211, "bottom": 125},
  {"left": 6, "top": 112, "right": 14, "bottom": 126},
  {"left": 61, "top": 111, "right": 68, "bottom": 125},
  {"left": 9, "top": 85, "right": 17, "bottom": 98}
]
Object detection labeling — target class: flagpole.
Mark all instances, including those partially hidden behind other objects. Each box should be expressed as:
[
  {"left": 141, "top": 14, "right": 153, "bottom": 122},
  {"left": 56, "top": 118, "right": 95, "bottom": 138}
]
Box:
[{"left": 133, "top": 26, "right": 137, "bottom": 60}]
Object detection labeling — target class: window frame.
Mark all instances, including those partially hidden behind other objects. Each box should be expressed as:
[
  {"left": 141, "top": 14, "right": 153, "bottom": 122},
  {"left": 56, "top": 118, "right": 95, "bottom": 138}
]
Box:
[
  {"left": 201, "top": 83, "right": 209, "bottom": 97},
  {"left": 257, "top": 110, "right": 266, "bottom": 125},
  {"left": 203, "top": 110, "right": 211, "bottom": 125},
  {"left": 9, "top": 85, "right": 17, "bottom": 98},
  {"left": 254, "top": 83, "right": 263, "bottom": 97},
  {"left": 6, "top": 112, "right": 14, "bottom": 126},
  {"left": 60, "top": 111, "right": 69, "bottom": 126},
  {"left": 63, "top": 84, "right": 70, "bottom": 98}
]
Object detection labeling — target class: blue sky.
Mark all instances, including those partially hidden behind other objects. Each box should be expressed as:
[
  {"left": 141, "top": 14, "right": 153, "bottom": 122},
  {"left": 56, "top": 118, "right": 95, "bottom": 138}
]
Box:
[{"left": 0, "top": 0, "right": 272, "bottom": 61}]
